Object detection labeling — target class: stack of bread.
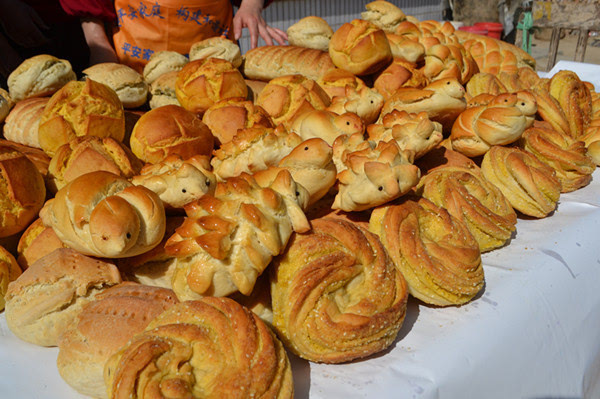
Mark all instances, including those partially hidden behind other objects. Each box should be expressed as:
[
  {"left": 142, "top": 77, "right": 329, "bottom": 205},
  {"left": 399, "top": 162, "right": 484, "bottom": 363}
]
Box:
[{"left": 0, "top": 0, "right": 598, "bottom": 397}]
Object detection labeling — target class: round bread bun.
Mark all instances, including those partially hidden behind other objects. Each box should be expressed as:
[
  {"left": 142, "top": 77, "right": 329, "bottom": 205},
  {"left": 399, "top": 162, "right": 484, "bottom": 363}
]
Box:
[
  {"left": 175, "top": 58, "right": 248, "bottom": 116},
  {"left": 0, "top": 144, "right": 46, "bottom": 238},
  {"left": 143, "top": 51, "right": 189, "bottom": 85},
  {"left": 7, "top": 54, "right": 76, "bottom": 102},
  {"left": 189, "top": 37, "right": 242, "bottom": 68},
  {"left": 149, "top": 71, "right": 180, "bottom": 109},
  {"left": 2, "top": 97, "right": 49, "bottom": 149},
  {"left": 83, "top": 63, "right": 149, "bottom": 108},
  {"left": 287, "top": 16, "right": 334, "bottom": 52},
  {"left": 361, "top": 0, "right": 407, "bottom": 32},
  {"left": 130, "top": 104, "right": 214, "bottom": 163},
  {"left": 329, "top": 19, "right": 392, "bottom": 76},
  {"left": 38, "top": 79, "right": 125, "bottom": 157}
]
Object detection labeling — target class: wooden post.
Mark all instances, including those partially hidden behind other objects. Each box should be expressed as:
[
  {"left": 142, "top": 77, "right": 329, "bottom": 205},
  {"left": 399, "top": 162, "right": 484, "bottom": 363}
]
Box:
[
  {"left": 574, "top": 30, "right": 590, "bottom": 63},
  {"left": 546, "top": 28, "right": 561, "bottom": 71}
]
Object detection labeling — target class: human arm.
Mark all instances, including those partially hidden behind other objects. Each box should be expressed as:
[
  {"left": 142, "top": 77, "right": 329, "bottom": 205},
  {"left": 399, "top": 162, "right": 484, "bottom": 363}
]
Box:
[
  {"left": 233, "top": 0, "right": 287, "bottom": 48},
  {"left": 81, "top": 18, "right": 118, "bottom": 65}
]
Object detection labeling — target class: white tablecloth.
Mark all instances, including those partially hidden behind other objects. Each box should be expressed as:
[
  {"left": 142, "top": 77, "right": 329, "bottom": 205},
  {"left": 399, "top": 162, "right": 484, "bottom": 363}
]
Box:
[{"left": 2, "top": 169, "right": 600, "bottom": 399}]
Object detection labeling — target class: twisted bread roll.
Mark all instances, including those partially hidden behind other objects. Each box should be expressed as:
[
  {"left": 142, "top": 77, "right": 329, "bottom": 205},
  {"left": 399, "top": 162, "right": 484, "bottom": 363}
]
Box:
[
  {"left": 290, "top": 109, "right": 364, "bottom": 145},
  {"left": 202, "top": 97, "right": 273, "bottom": 145},
  {"left": 384, "top": 32, "right": 426, "bottom": 63},
  {"left": 5, "top": 248, "right": 121, "bottom": 346},
  {"left": 57, "top": 282, "right": 178, "bottom": 399},
  {"left": 333, "top": 140, "right": 421, "bottom": 211},
  {"left": 380, "top": 78, "right": 467, "bottom": 132},
  {"left": 549, "top": 70, "right": 593, "bottom": 138},
  {"left": 252, "top": 138, "right": 337, "bottom": 207},
  {"left": 520, "top": 124, "right": 595, "bottom": 193},
  {"left": 131, "top": 155, "right": 216, "bottom": 211},
  {"left": 481, "top": 146, "right": 561, "bottom": 218},
  {"left": 3, "top": 97, "right": 49, "bottom": 149},
  {"left": 271, "top": 216, "right": 407, "bottom": 363},
  {"left": 465, "top": 72, "right": 507, "bottom": 100},
  {"left": 40, "top": 171, "right": 166, "bottom": 258},
  {"left": 416, "top": 164, "right": 517, "bottom": 252},
  {"left": 211, "top": 126, "right": 303, "bottom": 181},
  {"left": 422, "top": 42, "right": 478, "bottom": 85},
  {"left": 105, "top": 298, "right": 293, "bottom": 399},
  {"left": 164, "top": 172, "right": 309, "bottom": 299},
  {"left": 450, "top": 91, "right": 537, "bottom": 157},
  {"left": 369, "top": 198, "right": 484, "bottom": 306},
  {"left": 373, "top": 59, "right": 427, "bottom": 100},
  {"left": 256, "top": 74, "right": 331, "bottom": 128},
  {"left": 367, "top": 110, "right": 444, "bottom": 159},
  {"left": 328, "top": 19, "right": 392, "bottom": 76},
  {"left": 530, "top": 85, "right": 572, "bottom": 138}
]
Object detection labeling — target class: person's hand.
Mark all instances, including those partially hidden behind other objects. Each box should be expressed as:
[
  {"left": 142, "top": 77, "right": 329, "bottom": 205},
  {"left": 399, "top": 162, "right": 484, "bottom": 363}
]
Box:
[
  {"left": 0, "top": 0, "right": 49, "bottom": 48},
  {"left": 234, "top": 0, "right": 287, "bottom": 48},
  {"left": 81, "top": 18, "right": 119, "bottom": 66}
]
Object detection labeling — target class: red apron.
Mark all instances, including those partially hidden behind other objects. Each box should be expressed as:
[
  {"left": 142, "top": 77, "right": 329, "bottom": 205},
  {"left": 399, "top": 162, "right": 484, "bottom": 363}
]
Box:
[{"left": 113, "top": 0, "right": 235, "bottom": 72}]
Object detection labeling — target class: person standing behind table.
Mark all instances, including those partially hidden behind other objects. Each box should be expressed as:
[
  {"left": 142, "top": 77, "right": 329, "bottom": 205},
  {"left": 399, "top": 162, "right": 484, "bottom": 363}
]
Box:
[{"left": 60, "top": 0, "right": 288, "bottom": 72}]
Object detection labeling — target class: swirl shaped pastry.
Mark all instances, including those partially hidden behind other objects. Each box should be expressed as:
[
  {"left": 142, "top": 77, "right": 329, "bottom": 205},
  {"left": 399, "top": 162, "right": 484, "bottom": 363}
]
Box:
[
  {"left": 416, "top": 164, "right": 517, "bottom": 252},
  {"left": 481, "top": 146, "right": 561, "bottom": 218},
  {"left": 530, "top": 85, "right": 572, "bottom": 138},
  {"left": 105, "top": 297, "right": 293, "bottom": 399},
  {"left": 369, "top": 197, "right": 484, "bottom": 306},
  {"left": 271, "top": 216, "right": 408, "bottom": 363},
  {"left": 131, "top": 155, "right": 216, "bottom": 211},
  {"left": 333, "top": 140, "right": 421, "bottom": 212},
  {"left": 367, "top": 110, "right": 443, "bottom": 159},
  {"left": 211, "top": 126, "right": 303, "bottom": 181},
  {"left": 450, "top": 91, "right": 537, "bottom": 157},
  {"left": 549, "top": 70, "right": 593, "bottom": 138},
  {"left": 520, "top": 124, "right": 595, "bottom": 193},
  {"left": 40, "top": 171, "right": 166, "bottom": 258},
  {"left": 164, "top": 172, "right": 309, "bottom": 299}
]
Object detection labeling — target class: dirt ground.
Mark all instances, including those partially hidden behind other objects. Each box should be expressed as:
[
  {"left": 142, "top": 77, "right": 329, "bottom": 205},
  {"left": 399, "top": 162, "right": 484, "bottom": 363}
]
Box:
[{"left": 530, "top": 29, "right": 600, "bottom": 72}]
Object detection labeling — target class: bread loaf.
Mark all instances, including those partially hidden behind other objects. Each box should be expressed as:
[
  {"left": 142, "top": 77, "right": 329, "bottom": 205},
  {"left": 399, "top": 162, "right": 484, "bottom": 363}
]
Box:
[
  {"left": 3, "top": 97, "right": 49, "bottom": 149},
  {"left": 83, "top": 63, "right": 148, "bottom": 108},
  {"left": 287, "top": 16, "right": 333, "bottom": 52},
  {"left": 242, "top": 45, "right": 336, "bottom": 82},
  {"left": 8, "top": 54, "right": 76, "bottom": 102},
  {"left": 142, "top": 51, "right": 188, "bottom": 84},
  {"left": 148, "top": 71, "right": 180, "bottom": 109},
  {"left": 189, "top": 37, "right": 242, "bottom": 68}
]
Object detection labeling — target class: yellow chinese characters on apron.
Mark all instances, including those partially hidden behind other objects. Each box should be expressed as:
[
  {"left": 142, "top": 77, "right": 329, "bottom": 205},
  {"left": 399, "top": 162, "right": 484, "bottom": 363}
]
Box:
[{"left": 113, "top": 0, "right": 234, "bottom": 72}]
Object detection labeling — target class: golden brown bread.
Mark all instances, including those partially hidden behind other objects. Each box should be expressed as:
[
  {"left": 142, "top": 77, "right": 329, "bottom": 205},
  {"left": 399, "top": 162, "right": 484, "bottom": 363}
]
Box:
[
  {"left": 373, "top": 59, "right": 427, "bottom": 100},
  {"left": 384, "top": 32, "right": 426, "bottom": 63},
  {"left": 3, "top": 97, "right": 49, "bottom": 149},
  {"left": 422, "top": 42, "right": 478, "bottom": 85},
  {"left": 211, "top": 125, "right": 303, "bottom": 181},
  {"left": 328, "top": 19, "right": 392, "bottom": 76},
  {"left": 367, "top": 110, "right": 444, "bottom": 159},
  {"left": 48, "top": 135, "right": 143, "bottom": 193},
  {"left": 164, "top": 172, "right": 309, "bottom": 299},
  {"left": 465, "top": 72, "right": 507, "bottom": 100},
  {"left": 202, "top": 97, "right": 273, "bottom": 145},
  {"left": 450, "top": 91, "right": 537, "bottom": 157},
  {"left": 290, "top": 109, "right": 364, "bottom": 145},
  {"left": 256, "top": 74, "right": 331, "bottom": 128},
  {"left": 361, "top": 0, "right": 407, "bottom": 32},
  {"left": 326, "top": 85, "right": 384, "bottom": 124},
  {"left": 131, "top": 155, "right": 216, "bottom": 211},
  {"left": 4, "top": 248, "right": 121, "bottom": 346},
  {"left": 369, "top": 197, "right": 484, "bottom": 305},
  {"left": 83, "top": 63, "right": 149, "bottom": 108},
  {"left": 189, "top": 37, "right": 242, "bottom": 68},
  {"left": 549, "top": 70, "right": 593, "bottom": 138},
  {"left": 271, "top": 216, "right": 408, "bottom": 363},
  {"left": 104, "top": 297, "right": 293, "bottom": 399},
  {"left": 40, "top": 171, "right": 166, "bottom": 258},
  {"left": 380, "top": 78, "right": 467, "bottom": 132},
  {"left": 0, "top": 245, "right": 21, "bottom": 311},
  {"left": 16, "top": 218, "right": 67, "bottom": 270},
  {"left": 37, "top": 79, "right": 125, "bottom": 157},
  {"left": 333, "top": 139, "right": 421, "bottom": 211},
  {"left": 481, "top": 145, "right": 561, "bottom": 218},
  {"left": 142, "top": 51, "right": 189, "bottom": 85},
  {"left": 130, "top": 104, "right": 214, "bottom": 164},
  {"left": 242, "top": 45, "right": 336, "bottom": 82},
  {"left": 416, "top": 164, "right": 517, "bottom": 252},
  {"left": 0, "top": 88, "right": 13, "bottom": 123},
  {"left": 530, "top": 85, "right": 572, "bottom": 138},
  {"left": 7, "top": 54, "right": 76, "bottom": 102},
  {"left": 148, "top": 70, "right": 180, "bottom": 109},
  {"left": 519, "top": 123, "right": 595, "bottom": 193},
  {"left": 57, "top": 282, "right": 178, "bottom": 399},
  {"left": 0, "top": 139, "right": 50, "bottom": 177},
  {"left": 316, "top": 68, "right": 368, "bottom": 100},
  {"left": 286, "top": 16, "right": 333, "bottom": 52},
  {"left": 175, "top": 58, "right": 248, "bottom": 115},
  {"left": 0, "top": 144, "right": 46, "bottom": 237}
]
